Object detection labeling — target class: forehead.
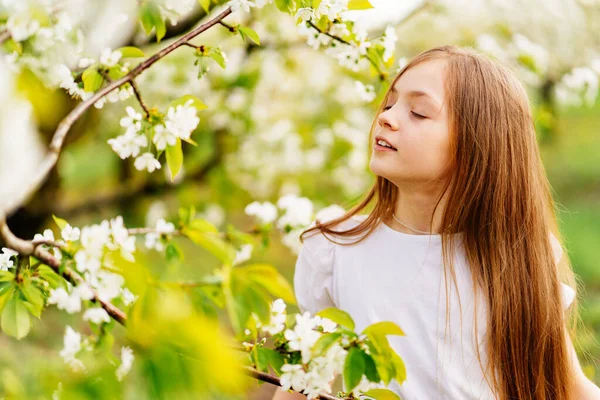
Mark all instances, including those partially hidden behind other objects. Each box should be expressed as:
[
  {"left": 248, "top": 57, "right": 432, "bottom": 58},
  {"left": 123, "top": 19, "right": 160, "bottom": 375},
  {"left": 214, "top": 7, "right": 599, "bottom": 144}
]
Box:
[{"left": 390, "top": 59, "right": 447, "bottom": 106}]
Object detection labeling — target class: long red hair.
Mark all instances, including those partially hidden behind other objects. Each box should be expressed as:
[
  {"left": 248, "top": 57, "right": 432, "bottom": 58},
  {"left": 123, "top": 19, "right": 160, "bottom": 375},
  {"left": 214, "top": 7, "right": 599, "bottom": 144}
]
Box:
[{"left": 300, "top": 45, "right": 579, "bottom": 399}]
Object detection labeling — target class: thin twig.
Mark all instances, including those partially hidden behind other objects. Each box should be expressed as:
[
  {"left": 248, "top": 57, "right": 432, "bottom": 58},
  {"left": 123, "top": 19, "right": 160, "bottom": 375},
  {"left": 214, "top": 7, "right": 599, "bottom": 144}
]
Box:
[
  {"left": 0, "top": 5, "right": 233, "bottom": 217},
  {"left": 0, "top": 212, "right": 127, "bottom": 325},
  {"left": 129, "top": 79, "right": 150, "bottom": 118},
  {"left": 307, "top": 20, "right": 385, "bottom": 81},
  {"left": 0, "top": 30, "right": 10, "bottom": 44},
  {"left": 218, "top": 20, "right": 236, "bottom": 32},
  {"left": 242, "top": 366, "right": 343, "bottom": 400}
]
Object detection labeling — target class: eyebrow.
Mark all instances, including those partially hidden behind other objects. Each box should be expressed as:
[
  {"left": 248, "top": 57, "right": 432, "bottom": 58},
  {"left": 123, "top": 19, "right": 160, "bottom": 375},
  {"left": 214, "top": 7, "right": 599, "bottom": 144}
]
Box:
[{"left": 390, "top": 87, "right": 441, "bottom": 108}]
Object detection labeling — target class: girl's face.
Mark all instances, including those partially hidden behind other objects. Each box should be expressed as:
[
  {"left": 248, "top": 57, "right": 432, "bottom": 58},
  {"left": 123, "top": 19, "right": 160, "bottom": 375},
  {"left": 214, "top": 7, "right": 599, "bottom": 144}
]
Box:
[{"left": 369, "top": 59, "right": 452, "bottom": 186}]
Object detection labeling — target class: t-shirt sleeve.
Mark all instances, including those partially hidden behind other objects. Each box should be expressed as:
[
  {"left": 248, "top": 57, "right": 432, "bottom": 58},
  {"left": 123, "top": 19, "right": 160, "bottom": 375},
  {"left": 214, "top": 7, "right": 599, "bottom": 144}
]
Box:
[
  {"left": 550, "top": 232, "right": 576, "bottom": 310},
  {"left": 294, "top": 230, "right": 336, "bottom": 315}
]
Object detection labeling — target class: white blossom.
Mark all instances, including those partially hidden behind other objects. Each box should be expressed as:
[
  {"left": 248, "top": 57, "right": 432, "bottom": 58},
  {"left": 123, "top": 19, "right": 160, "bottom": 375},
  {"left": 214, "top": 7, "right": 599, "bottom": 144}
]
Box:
[
  {"left": 259, "top": 298, "right": 287, "bottom": 335},
  {"left": 284, "top": 312, "right": 321, "bottom": 363},
  {"left": 0, "top": 247, "right": 18, "bottom": 271},
  {"left": 116, "top": 346, "right": 134, "bottom": 381},
  {"left": 89, "top": 270, "right": 125, "bottom": 302},
  {"left": 381, "top": 25, "right": 398, "bottom": 62},
  {"left": 229, "top": 0, "right": 256, "bottom": 13},
  {"left": 164, "top": 100, "right": 200, "bottom": 140},
  {"left": 74, "top": 250, "right": 102, "bottom": 274},
  {"left": 108, "top": 130, "right": 148, "bottom": 160},
  {"left": 33, "top": 228, "right": 55, "bottom": 242},
  {"left": 295, "top": 7, "right": 314, "bottom": 22},
  {"left": 144, "top": 232, "right": 164, "bottom": 251},
  {"left": 99, "top": 48, "right": 122, "bottom": 67},
  {"left": 61, "top": 224, "right": 81, "bottom": 242},
  {"left": 152, "top": 124, "right": 177, "bottom": 150},
  {"left": 121, "top": 288, "right": 137, "bottom": 306},
  {"left": 6, "top": 14, "right": 40, "bottom": 41},
  {"left": 134, "top": 152, "right": 162, "bottom": 173},
  {"left": 244, "top": 201, "right": 278, "bottom": 224},
  {"left": 120, "top": 106, "right": 143, "bottom": 135},
  {"left": 280, "top": 364, "right": 307, "bottom": 392},
  {"left": 156, "top": 218, "right": 175, "bottom": 234},
  {"left": 233, "top": 244, "right": 253, "bottom": 266},
  {"left": 83, "top": 307, "right": 111, "bottom": 324},
  {"left": 47, "top": 284, "right": 93, "bottom": 314},
  {"left": 277, "top": 194, "right": 314, "bottom": 228},
  {"left": 59, "top": 326, "right": 84, "bottom": 372},
  {"left": 354, "top": 80, "right": 376, "bottom": 102}
]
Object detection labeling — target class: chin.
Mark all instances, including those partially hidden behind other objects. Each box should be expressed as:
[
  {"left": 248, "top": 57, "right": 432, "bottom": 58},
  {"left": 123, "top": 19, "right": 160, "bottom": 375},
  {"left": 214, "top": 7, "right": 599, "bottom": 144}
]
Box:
[{"left": 369, "top": 158, "right": 390, "bottom": 179}]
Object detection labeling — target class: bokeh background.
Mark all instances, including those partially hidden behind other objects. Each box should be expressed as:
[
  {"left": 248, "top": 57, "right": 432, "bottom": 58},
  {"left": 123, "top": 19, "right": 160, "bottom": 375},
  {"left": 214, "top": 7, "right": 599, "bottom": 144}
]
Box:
[{"left": 0, "top": 0, "right": 599, "bottom": 398}]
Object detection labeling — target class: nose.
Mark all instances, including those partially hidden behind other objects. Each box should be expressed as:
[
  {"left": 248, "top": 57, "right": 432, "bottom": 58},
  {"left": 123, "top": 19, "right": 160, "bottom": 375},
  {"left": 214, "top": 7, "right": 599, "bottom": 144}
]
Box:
[{"left": 377, "top": 109, "right": 399, "bottom": 131}]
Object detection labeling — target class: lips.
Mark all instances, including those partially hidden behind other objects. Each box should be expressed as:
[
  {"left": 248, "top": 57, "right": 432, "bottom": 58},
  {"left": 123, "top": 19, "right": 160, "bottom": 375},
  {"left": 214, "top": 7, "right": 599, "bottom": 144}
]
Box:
[{"left": 374, "top": 135, "right": 397, "bottom": 151}]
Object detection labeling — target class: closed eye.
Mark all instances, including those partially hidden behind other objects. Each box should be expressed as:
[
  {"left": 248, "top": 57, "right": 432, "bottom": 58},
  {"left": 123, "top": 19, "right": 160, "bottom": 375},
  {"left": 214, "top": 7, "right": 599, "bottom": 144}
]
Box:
[{"left": 411, "top": 111, "right": 426, "bottom": 119}]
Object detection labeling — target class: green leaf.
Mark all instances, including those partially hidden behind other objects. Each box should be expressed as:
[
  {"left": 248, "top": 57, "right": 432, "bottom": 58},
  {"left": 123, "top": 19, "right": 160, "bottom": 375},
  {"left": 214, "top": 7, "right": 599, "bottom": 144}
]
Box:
[
  {"left": 1, "top": 293, "right": 31, "bottom": 339},
  {"left": 362, "top": 389, "right": 402, "bottom": 400},
  {"left": 182, "top": 225, "right": 236, "bottom": 265},
  {"left": 37, "top": 265, "right": 63, "bottom": 289},
  {"left": 0, "top": 285, "right": 15, "bottom": 313},
  {"left": 209, "top": 48, "right": 227, "bottom": 69},
  {"left": 198, "top": 0, "right": 210, "bottom": 12},
  {"left": 343, "top": 347, "right": 365, "bottom": 392},
  {"left": 273, "top": 0, "right": 294, "bottom": 13},
  {"left": 262, "top": 348, "right": 285, "bottom": 375},
  {"left": 139, "top": 2, "right": 166, "bottom": 42},
  {"left": 52, "top": 214, "right": 68, "bottom": 230},
  {"left": 235, "top": 264, "right": 295, "bottom": 304},
  {"left": 165, "top": 243, "right": 182, "bottom": 262},
  {"left": 166, "top": 138, "right": 183, "bottom": 180},
  {"left": 0, "top": 271, "right": 15, "bottom": 283},
  {"left": 390, "top": 352, "right": 407, "bottom": 384},
  {"left": 169, "top": 94, "right": 208, "bottom": 112},
  {"left": 312, "top": 332, "right": 342, "bottom": 356},
  {"left": 117, "top": 46, "right": 145, "bottom": 58},
  {"left": 363, "top": 351, "right": 380, "bottom": 383},
  {"left": 82, "top": 68, "right": 103, "bottom": 92},
  {"left": 362, "top": 321, "right": 405, "bottom": 337},
  {"left": 316, "top": 308, "right": 355, "bottom": 330},
  {"left": 238, "top": 26, "right": 260, "bottom": 45},
  {"left": 348, "top": 0, "right": 373, "bottom": 9},
  {"left": 20, "top": 285, "right": 44, "bottom": 316}
]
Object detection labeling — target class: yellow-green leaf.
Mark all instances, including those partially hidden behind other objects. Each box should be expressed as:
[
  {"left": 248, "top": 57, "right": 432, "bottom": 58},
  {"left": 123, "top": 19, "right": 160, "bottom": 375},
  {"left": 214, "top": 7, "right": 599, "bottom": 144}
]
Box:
[
  {"left": 235, "top": 264, "right": 295, "bottom": 304},
  {"left": 169, "top": 94, "right": 208, "bottom": 112},
  {"left": 52, "top": 214, "right": 68, "bottom": 230},
  {"left": 239, "top": 26, "right": 260, "bottom": 45},
  {"left": 82, "top": 68, "right": 103, "bottom": 92},
  {"left": 343, "top": 347, "right": 365, "bottom": 391},
  {"left": 316, "top": 307, "right": 355, "bottom": 330},
  {"left": 117, "top": 46, "right": 145, "bottom": 58},
  {"left": 363, "top": 389, "right": 402, "bottom": 400},
  {"left": 1, "top": 293, "right": 31, "bottom": 339},
  {"left": 362, "top": 321, "right": 405, "bottom": 337},
  {"left": 198, "top": 0, "right": 210, "bottom": 12},
  {"left": 348, "top": 0, "right": 373, "bottom": 10},
  {"left": 181, "top": 226, "right": 236, "bottom": 265},
  {"left": 0, "top": 271, "right": 15, "bottom": 283},
  {"left": 166, "top": 138, "right": 183, "bottom": 180}
]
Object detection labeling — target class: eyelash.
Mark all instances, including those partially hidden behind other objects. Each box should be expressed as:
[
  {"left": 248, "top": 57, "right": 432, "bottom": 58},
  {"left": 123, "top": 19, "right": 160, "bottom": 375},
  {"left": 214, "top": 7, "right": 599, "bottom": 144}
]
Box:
[{"left": 382, "top": 105, "right": 426, "bottom": 119}]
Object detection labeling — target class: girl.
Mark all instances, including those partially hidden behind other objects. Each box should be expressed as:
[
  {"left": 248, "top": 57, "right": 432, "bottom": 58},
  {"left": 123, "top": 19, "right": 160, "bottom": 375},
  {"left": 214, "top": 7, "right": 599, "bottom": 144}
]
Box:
[{"left": 273, "top": 45, "right": 600, "bottom": 399}]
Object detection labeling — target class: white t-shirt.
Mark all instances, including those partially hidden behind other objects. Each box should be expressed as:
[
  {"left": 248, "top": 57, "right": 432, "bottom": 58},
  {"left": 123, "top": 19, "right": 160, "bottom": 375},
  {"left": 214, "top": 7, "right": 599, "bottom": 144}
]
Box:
[{"left": 294, "top": 216, "right": 576, "bottom": 400}]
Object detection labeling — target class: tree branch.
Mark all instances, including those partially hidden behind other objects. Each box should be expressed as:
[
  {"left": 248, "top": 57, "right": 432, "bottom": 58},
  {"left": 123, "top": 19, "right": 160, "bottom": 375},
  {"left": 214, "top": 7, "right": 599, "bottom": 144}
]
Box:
[
  {"left": 0, "top": 30, "right": 10, "bottom": 44},
  {"left": 0, "top": 212, "right": 127, "bottom": 325},
  {"left": 129, "top": 79, "right": 150, "bottom": 118},
  {"left": 242, "top": 366, "right": 343, "bottom": 400},
  {"left": 0, "top": 5, "right": 233, "bottom": 218}
]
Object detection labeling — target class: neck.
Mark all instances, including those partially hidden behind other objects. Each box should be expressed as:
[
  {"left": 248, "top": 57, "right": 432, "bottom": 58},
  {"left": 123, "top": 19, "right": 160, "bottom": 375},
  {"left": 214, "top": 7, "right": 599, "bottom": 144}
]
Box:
[{"left": 386, "top": 183, "right": 450, "bottom": 235}]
